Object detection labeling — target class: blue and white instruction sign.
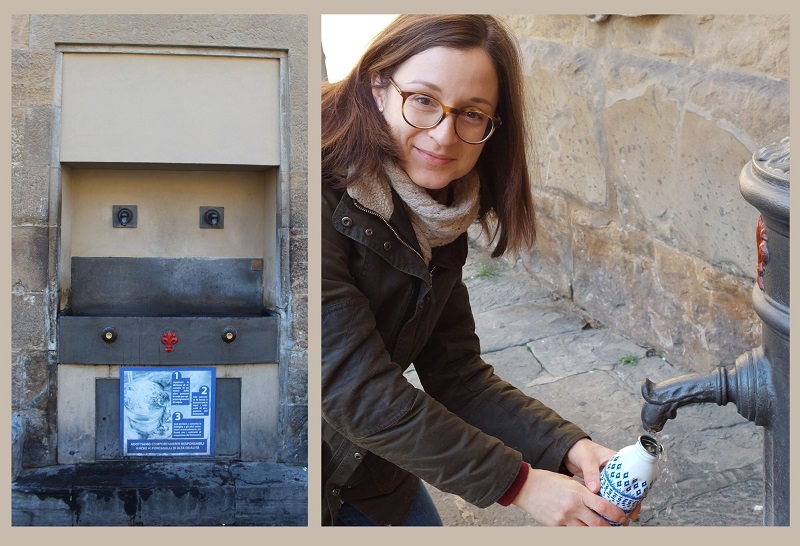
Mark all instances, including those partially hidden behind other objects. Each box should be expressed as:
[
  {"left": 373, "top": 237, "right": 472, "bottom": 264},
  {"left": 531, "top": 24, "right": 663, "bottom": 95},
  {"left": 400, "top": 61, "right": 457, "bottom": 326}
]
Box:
[{"left": 120, "top": 367, "right": 215, "bottom": 457}]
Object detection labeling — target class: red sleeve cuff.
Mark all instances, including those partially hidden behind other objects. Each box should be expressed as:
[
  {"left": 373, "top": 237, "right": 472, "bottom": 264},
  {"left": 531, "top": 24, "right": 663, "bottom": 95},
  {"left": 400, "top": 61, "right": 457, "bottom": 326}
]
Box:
[{"left": 496, "top": 462, "right": 529, "bottom": 506}]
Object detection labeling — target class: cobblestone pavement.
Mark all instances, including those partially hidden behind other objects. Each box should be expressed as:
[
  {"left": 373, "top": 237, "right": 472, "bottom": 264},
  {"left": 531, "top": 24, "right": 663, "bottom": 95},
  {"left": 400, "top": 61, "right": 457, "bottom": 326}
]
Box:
[{"left": 404, "top": 240, "right": 766, "bottom": 527}]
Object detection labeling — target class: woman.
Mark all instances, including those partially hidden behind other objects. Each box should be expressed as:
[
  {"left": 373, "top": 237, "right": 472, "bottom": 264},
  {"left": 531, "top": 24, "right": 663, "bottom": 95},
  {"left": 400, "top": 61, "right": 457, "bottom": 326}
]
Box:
[{"left": 321, "top": 14, "right": 633, "bottom": 526}]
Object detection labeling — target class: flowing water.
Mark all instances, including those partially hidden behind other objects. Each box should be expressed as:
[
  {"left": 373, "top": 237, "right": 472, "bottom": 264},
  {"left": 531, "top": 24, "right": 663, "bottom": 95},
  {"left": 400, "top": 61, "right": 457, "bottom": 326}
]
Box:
[{"left": 648, "top": 431, "right": 680, "bottom": 521}]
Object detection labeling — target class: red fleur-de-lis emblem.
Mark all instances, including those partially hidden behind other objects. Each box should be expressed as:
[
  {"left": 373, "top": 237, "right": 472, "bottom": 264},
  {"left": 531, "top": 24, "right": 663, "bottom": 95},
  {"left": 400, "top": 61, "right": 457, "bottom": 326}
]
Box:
[{"left": 161, "top": 331, "right": 178, "bottom": 353}]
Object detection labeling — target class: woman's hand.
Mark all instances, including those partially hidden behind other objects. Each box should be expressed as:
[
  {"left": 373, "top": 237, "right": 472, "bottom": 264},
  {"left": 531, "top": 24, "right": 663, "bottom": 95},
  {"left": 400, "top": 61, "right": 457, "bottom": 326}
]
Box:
[
  {"left": 562, "top": 438, "right": 615, "bottom": 494},
  {"left": 562, "top": 438, "right": 643, "bottom": 523},
  {"left": 511, "top": 468, "right": 628, "bottom": 526}
]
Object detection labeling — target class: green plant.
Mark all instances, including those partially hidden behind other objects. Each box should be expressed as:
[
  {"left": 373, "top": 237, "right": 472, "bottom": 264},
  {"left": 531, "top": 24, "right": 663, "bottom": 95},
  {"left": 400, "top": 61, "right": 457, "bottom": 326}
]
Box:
[
  {"left": 473, "top": 262, "right": 498, "bottom": 279},
  {"left": 619, "top": 354, "right": 639, "bottom": 366}
]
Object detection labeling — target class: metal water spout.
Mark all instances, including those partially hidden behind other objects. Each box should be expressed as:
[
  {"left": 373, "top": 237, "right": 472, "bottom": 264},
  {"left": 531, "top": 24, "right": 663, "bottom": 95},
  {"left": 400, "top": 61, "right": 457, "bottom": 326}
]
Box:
[
  {"left": 640, "top": 137, "right": 790, "bottom": 526},
  {"left": 641, "top": 347, "right": 772, "bottom": 432}
]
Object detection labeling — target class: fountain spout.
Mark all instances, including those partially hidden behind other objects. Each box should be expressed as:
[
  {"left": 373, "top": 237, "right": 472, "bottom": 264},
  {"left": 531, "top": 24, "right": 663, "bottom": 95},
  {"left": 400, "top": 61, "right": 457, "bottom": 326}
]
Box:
[{"left": 641, "top": 348, "right": 772, "bottom": 433}]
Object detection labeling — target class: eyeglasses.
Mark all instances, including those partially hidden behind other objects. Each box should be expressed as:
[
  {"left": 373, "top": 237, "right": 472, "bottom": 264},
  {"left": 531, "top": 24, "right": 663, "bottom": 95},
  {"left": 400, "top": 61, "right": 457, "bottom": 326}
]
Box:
[{"left": 387, "top": 78, "right": 501, "bottom": 144}]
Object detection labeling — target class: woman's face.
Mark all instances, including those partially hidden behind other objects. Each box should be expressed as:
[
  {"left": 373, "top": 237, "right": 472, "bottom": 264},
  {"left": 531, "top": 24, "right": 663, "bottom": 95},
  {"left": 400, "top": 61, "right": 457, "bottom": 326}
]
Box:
[{"left": 372, "top": 47, "right": 499, "bottom": 193}]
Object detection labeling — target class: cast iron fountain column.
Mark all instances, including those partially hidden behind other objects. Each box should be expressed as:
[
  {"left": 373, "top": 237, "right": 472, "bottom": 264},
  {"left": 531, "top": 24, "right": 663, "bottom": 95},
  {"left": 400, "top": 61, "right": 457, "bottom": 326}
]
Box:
[{"left": 640, "top": 137, "right": 789, "bottom": 526}]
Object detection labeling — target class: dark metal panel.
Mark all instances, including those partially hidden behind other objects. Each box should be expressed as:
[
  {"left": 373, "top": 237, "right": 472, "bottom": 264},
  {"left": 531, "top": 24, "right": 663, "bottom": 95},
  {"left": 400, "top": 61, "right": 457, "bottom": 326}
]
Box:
[
  {"left": 96, "top": 378, "right": 120, "bottom": 460},
  {"left": 214, "top": 378, "right": 241, "bottom": 458},
  {"left": 71, "top": 257, "right": 265, "bottom": 315},
  {"left": 95, "top": 377, "right": 242, "bottom": 460},
  {"left": 58, "top": 315, "right": 279, "bottom": 365}
]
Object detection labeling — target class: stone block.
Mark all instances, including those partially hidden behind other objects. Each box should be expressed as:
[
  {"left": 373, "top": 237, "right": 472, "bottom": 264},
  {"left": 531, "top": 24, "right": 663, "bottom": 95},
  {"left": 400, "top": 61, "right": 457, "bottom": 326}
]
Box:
[
  {"left": 291, "top": 294, "right": 307, "bottom": 351},
  {"left": 135, "top": 486, "right": 237, "bottom": 526},
  {"left": 280, "top": 404, "right": 308, "bottom": 466},
  {"left": 11, "top": 166, "right": 50, "bottom": 225},
  {"left": 15, "top": 350, "right": 52, "bottom": 411},
  {"left": 605, "top": 85, "right": 680, "bottom": 224},
  {"left": 230, "top": 462, "right": 308, "bottom": 525},
  {"left": 690, "top": 14, "right": 789, "bottom": 78},
  {"left": 525, "top": 49, "right": 607, "bottom": 207},
  {"left": 571, "top": 220, "right": 647, "bottom": 313},
  {"left": 286, "top": 351, "right": 308, "bottom": 404},
  {"left": 688, "top": 72, "right": 788, "bottom": 157},
  {"left": 290, "top": 250, "right": 308, "bottom": 294},
  {"left": 11, "top": 108, "right": 25, "bottom": 166},
  {"left": 29, "top": 14, "right": 307, "bottom": 51},
  {"left": 11, "top": 491, "right": 75, "bottom": 526},
  {"left": 11, "top": 291, "right": 49, "bottom": 350},
  {"left": 517, "top": 191, "right": 573, "bottom": 298},
  {"left": 602, "top": 80, "right": 760, "bottom": 264},
  {"left": 11, "top": 351, "right": 24, "bottom": 409},
  {"left": 505, "top": 15, "right": 604, "bottom": 49},
  {"left": 12, "top": 226, "right": 50, "bottom": 292},
  {"left": 651, "top": 241, "right": 759, "bottom": 370},
  {"left": 679, "top": 113, "right": 763, "bottom": 273},
  {"left": 11, "top": 15, "right": 30, "bottom": 48},
  {"left": 72, "top": 489, "right": 147, "bottom": 526},
  {"left": 571, "top": 217, "right": 758, "bottom": 373},
  {"left": 11, "top": 50, "right": 55, "bottom": 108},
  {"left": 20, "top": 407, "right": 58, "bottom": 468},
  {"left": 288, "top": 54, "right": 309, "bottom": 173},
  {"left": 22, "top": 106, "right": 54, "bottom": 167},
  {"left": 290, "top": 172, "right": 308, "bottom": 229},
  {"left": 290, "top": 228, "right": 308, "bottom": 266},
  {"left": 12, "top": 414, "right": 25, "bottom": 480}
]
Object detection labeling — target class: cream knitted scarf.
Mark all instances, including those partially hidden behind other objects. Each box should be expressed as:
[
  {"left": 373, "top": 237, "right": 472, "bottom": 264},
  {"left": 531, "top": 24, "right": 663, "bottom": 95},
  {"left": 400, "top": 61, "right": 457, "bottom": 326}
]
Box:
[{"left": 347, "top": 161, "right": 480, "bottom": 264}]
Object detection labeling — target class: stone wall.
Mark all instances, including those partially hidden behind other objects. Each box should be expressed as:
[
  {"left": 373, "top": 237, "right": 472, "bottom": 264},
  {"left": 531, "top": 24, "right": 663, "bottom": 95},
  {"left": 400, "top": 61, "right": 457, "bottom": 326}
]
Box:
[
  {"left": 11, "top": 14, "right": 308, "bottom": 470},
  {"left": 494, "top": 14, "right": 789, "bottom": 373}
]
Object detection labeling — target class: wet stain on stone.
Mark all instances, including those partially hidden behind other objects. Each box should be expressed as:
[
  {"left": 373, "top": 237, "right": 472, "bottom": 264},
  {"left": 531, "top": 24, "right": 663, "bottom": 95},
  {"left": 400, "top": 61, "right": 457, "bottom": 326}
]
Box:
[
  {"left": 95, "top": 491, "right": 114, "bottom": 502},
  {"left": 117, "top": 490, "right": 139, "bottom": 522}
]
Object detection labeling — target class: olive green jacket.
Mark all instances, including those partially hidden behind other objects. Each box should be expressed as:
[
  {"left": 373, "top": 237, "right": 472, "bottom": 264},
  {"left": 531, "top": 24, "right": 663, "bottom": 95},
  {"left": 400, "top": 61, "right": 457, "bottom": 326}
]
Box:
[{"left": 321, "top": 180, "right": 587, "bottom": 526}]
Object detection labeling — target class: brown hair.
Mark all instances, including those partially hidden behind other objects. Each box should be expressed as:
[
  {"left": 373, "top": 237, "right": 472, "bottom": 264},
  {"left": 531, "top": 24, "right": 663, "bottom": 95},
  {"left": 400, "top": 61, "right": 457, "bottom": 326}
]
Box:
[{"left": 322, "top": 14, "right": 535, "bottom": 257}]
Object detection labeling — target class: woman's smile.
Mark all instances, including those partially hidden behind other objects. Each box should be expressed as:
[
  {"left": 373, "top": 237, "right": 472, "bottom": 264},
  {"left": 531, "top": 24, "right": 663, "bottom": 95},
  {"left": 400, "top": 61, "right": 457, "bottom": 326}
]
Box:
[{"left": 414, "top": 147, "right": 455, "bottom": 166}]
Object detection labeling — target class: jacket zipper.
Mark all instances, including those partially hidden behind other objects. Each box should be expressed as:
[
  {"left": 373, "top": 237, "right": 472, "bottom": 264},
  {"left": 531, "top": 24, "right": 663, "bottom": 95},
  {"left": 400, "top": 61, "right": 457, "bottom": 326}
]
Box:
[{"left": 352, "top": 199, "right": 434, "bottom": 285}]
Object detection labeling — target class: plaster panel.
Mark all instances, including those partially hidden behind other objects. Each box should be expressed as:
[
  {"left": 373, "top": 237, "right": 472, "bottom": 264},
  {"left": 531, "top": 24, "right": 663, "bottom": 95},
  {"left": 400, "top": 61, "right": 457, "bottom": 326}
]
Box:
[
  {"left": 224, "top": 364, "right": 280, "bottom": 460},
  {"left": 60, "top": 52, "right": 280, "bottom": 165},
  {"left": 58, "top": 364, "right": 112, "bottom": 463},
  {"left": 66, "top": 169, "right": 269, "bottom": 259}
]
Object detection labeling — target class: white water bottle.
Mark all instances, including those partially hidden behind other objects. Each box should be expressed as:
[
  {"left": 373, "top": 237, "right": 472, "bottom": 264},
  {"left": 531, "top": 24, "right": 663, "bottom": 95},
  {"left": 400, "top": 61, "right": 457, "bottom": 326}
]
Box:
[{"left": 598, "top": 435, "right": 662, "bottom": 525}]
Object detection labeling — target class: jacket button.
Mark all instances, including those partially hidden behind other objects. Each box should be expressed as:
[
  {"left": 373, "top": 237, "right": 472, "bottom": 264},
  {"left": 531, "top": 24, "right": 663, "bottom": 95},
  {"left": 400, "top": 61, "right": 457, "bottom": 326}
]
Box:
[
  {"left": 332, "top": 488, "right": 341, "bottom": 496},
  {"left": 354, "top": 452, "right": 363, "bottom": 460},
  {"left": 383, "top": 241, "right": 392, "bottom": 250},
  {"left": 365, "top": 228, "right": 373, "bottom": 237},
  {"left": 341, "top": 216, "right": 352, "bottom": 227}
]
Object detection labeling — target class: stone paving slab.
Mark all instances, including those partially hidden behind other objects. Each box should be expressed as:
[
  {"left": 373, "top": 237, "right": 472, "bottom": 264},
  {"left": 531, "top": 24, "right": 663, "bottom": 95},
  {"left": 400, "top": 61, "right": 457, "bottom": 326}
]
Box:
[
  {"left": 474, "top": 300, "right": 587, "bottom": 353},
  {"left": 420, "top": 241, "right": 765, "bottom": 526}
]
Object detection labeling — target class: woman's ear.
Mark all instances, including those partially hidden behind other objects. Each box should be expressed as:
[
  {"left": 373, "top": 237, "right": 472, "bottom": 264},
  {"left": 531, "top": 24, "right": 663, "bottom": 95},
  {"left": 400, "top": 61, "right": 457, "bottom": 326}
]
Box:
[{"left": 370, "top": 73, "right": 386, "bottom": 113}]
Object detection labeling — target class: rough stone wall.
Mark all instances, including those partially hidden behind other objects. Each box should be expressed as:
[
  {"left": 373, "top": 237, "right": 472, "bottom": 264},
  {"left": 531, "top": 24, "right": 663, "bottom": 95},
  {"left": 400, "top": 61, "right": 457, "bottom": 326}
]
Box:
[
  {"left": 494, "top": 14, "right": 789, "bottom": 373},
  {"left": 11, "top": 14, "right": 308, "bottom": 469}
]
